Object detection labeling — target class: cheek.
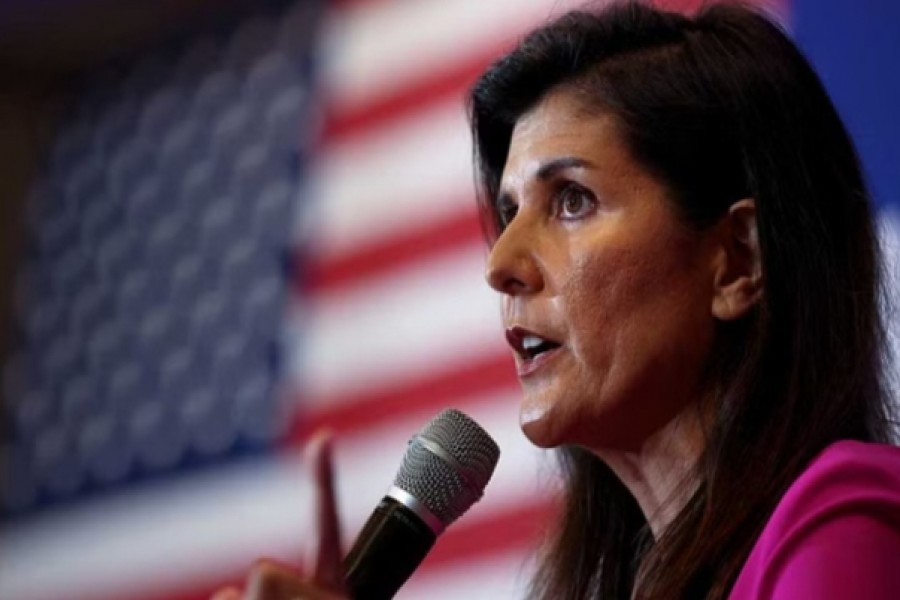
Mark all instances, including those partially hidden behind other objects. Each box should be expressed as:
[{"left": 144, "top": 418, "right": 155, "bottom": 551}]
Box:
[
  {"left": 569, "top": 223, "right": 711, "bottom": 339},
  {"left": 562, "top": 245, "right": 663, "bottom": 362},
  {"left": 560, "top": 234, "right": 715, "bottom": 432}
]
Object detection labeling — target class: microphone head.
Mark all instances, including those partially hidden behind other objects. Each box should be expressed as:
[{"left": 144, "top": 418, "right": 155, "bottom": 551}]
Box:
[{"left": 391, "top": 408, "right": 500, "bottom": 529}]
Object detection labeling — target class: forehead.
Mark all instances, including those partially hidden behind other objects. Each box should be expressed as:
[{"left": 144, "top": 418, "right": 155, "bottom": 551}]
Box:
[{"left": 502, "top": 88, "right": 629, "bottom": 184}]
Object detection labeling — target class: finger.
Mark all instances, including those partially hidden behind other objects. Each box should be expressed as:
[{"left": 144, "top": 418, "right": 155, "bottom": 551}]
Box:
[
  {"left": 305, "top": 430, "right": 344, "bottom": 590},
  {"left": 244, "top": 560, "right": 301, "bottom": 599},
  {"left": 244, "top": 560, "right": 344, "bottom": 600},
  {"left": 210, "top": 586, "right": 241, "bottom": 600}
]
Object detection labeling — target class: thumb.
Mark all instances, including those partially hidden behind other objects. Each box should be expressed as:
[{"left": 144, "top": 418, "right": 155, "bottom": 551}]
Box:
[{"left": 305, "top": 430, "right": 345, "bottom": 591}]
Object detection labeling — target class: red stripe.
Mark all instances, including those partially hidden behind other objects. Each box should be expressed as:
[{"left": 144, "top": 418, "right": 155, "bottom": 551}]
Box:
[
  {"left": 421, "top": 498, "right": 557, "bottom": 572},
  {"left": 92, "top": 497, "right": 557, "bottom": 600},
  {"left": 298, "top": 207, "right": 484, "bottom": 294},
  {"left": 285, "top": 352, "right": 518, "bottom": 445},
  {"left": 318, "top": 40, "right": 513, "bottom": 145}
]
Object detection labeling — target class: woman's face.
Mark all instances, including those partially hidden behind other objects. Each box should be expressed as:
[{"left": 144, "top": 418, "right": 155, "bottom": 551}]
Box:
[{"left": 487, "top": 89, "right": 720, "bottom": 452}]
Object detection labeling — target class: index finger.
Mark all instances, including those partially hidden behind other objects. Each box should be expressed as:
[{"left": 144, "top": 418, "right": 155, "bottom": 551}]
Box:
[{"left": 305, "top": 430, "right": 344, "bottom": 591}]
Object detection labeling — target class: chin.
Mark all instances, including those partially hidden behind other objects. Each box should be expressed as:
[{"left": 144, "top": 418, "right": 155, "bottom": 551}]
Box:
[
  {"left": 519, "top": 404, "right": 569, "bottom": 449},
  {"left": 519, "top": 395, "right": 641, "bottom": 452},
  {"left": 521, "top": 421, "right": 557, "bottom": 448}
]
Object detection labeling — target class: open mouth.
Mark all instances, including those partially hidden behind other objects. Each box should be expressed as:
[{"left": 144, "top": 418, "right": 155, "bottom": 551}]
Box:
[
  {"left": 521, "top": 335, "right": 561, "bottom": 359},
  {"left": 506, "top": 327, "right": 562, "bottom": 361}
]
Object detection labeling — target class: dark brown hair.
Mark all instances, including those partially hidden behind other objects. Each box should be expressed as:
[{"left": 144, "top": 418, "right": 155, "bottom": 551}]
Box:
[{"left": 468, "top": 2, "right": 897, "bottom": 598}]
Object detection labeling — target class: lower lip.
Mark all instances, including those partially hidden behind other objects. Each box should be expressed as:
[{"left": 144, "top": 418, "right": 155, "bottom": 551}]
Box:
[{"left": 516, "top": 347, "right": 563, "bottom": 377}]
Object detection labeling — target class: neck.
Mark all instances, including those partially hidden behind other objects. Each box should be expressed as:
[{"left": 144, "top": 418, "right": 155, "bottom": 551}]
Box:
[{"left": 591, "top": 403, "right": 707, "bottom": 538}]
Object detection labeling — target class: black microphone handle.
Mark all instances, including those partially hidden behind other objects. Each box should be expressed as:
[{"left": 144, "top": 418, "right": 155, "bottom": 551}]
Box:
[{"left": 343, "top": 495, "right": 437, "bottom": 600}]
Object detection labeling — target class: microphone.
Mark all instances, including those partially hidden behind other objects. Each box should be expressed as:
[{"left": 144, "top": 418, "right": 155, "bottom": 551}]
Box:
[{"left": 343, "top": 408, "right": 500, "bottom": 600}]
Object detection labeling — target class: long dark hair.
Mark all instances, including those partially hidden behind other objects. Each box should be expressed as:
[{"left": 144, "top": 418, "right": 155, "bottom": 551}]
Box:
[{"left": 468, "top": 2, "right": 897, "bottom": 598}]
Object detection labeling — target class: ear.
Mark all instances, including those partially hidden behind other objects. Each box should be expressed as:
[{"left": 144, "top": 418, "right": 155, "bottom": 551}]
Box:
[{"left": 710, "top": 199, "right": 763, "bottom": 321}]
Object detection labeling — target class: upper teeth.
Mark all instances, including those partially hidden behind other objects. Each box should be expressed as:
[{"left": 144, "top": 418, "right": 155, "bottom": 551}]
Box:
[{"left": 522, "top": 335, "right": 545, "bottom": 351}]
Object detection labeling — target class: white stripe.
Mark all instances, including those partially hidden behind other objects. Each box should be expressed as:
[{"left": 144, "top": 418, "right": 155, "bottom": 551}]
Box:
[
  {"left": 307, "top": 97, "right": 474, "bottom": 259},
  {"left": 0, "top": 393, "right": 550, "bottom": 600},
  {"left": 0, "top": 456, "right": 309, "bottom": 600},
  {"left": 290, "top": 244, "right": 506, "bottom": 404},
  {"left": 879, "top": 209, "right": 900, "bottom": 410}
]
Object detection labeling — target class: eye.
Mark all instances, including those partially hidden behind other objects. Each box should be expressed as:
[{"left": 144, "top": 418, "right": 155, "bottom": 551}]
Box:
[{"left": 554, "top": 183, "right": 597, "bottom": 220}]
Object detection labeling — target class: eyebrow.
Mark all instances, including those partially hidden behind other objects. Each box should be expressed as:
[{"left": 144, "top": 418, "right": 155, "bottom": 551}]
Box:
[{"left": 535, "top": 156, "right": 594, "bottom": 180}]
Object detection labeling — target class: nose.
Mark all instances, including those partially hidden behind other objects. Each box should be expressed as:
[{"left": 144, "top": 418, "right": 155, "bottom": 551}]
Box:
[{"left": 484, "top": 220, "right": 544, "bottom": 296}]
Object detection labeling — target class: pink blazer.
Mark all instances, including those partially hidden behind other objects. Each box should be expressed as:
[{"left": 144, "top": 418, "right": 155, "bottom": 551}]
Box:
[{"left": 729, "top": 440, "right": 900, "bottom": 599}]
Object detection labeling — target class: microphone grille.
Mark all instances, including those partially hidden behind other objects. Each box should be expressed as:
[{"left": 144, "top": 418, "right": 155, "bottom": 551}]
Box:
[{"left": 392, "top": 409, "right": 500, "bottom": 527}]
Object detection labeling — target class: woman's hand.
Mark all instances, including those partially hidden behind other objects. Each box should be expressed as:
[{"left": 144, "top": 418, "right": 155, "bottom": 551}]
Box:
[{"left": 211, "top": 432, "right": 349, "bottom": 600}]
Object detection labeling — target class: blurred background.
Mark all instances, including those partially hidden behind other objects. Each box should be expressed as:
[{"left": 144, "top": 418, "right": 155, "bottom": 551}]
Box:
[{"left": 0, "top": 0, "right": 896, "bottom": 599}]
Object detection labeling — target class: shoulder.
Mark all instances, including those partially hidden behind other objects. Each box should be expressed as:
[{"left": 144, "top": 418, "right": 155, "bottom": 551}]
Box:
[
  {"left": 772, "top": 440, "right": 900, "bottom": 527},
  {"left": 729, "top": 440, "right": 900, "bottom": 600}
]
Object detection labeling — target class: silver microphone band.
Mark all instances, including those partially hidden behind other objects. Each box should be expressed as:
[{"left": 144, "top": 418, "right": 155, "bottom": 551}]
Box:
[{"left": 386, "top": 485, "right": 445, "bottom": 535}]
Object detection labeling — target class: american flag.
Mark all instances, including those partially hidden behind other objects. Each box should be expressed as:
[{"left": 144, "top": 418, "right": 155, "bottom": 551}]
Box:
[{"left": 1, "top": 0, "right": 896, "bottom": 599}]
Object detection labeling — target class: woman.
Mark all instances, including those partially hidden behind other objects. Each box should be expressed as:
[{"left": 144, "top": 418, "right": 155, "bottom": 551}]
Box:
[{"left": 216, "top": 1, "right": 900, "bottom": 598}]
